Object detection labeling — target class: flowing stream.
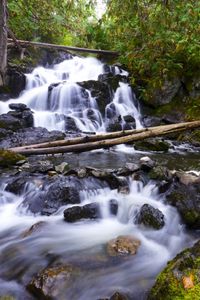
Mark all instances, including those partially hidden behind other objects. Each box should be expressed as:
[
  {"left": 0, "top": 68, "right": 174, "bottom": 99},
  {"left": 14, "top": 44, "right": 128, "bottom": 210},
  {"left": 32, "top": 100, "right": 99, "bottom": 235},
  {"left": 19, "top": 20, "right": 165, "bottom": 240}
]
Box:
[{"left": 0, "top": 55, "right": 198, "bottom": 299}]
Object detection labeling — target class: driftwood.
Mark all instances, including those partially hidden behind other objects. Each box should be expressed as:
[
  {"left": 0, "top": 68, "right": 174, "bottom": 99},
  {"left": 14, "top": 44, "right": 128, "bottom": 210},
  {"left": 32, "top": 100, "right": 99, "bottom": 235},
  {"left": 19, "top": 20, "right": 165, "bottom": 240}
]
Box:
[
  {"left": 7, "top": 38, "right": 119, "bottom": 56},
  {"left": 10, "top": 121, "right": 200, "bottom": 156}
]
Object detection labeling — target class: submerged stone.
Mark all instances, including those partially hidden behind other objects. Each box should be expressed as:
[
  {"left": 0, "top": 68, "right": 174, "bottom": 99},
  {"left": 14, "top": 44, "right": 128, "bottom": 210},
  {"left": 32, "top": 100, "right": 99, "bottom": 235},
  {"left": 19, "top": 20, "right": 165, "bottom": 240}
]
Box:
[
  {"left": 27, "top": 264, "right": 79, "bottom": 299},
  {"left": 106, "top": 235, "right": 141, "bottom": 257}
]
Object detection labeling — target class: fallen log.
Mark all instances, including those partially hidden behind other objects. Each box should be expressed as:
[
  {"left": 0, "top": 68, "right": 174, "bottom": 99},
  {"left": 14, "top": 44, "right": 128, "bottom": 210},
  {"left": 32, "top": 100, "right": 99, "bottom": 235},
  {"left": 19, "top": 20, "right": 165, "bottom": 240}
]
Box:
[
  {"left": 7, "top": 38, "right": 119, "bottom": 56},
  {"left": 10, "top": 121, "right": 200, "bottom": 156}
]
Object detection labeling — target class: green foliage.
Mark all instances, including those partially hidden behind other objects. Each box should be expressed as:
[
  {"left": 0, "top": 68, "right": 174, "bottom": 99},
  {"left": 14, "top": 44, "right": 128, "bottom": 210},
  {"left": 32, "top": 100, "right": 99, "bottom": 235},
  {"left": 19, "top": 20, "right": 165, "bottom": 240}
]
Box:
[
  {"left": 92, "top": 0, "right": 200, "bottom": 101},
  {"left": 7, "top": 0, "right": 97, "bottom": 44},
  {"left": 0, "top": 149, "right": 26, "bottom": 167}
]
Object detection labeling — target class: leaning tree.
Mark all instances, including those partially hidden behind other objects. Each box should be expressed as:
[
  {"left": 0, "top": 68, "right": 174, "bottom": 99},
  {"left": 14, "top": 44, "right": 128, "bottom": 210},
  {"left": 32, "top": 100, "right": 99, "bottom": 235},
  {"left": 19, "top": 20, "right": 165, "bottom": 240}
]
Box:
[{"left": 0, "top": 0, "right": 7, "bottom": 86}]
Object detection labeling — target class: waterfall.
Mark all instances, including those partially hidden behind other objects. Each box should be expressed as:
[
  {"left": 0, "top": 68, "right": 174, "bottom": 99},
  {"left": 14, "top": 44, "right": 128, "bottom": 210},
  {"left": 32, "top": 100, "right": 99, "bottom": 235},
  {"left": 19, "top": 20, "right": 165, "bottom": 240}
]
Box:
[{"left": 0, "top": 56, "right": 142, "bottom": 133}]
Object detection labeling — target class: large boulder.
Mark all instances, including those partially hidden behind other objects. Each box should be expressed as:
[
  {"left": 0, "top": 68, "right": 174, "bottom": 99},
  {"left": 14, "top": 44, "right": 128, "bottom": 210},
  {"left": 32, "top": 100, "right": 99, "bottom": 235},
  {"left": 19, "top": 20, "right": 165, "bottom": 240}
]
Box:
[
  {"left": 148, "top": 240, "right": 200, "bottom": 300},
  {"left": 134, "top": 139, "right": 170, "bottom": 152},
  {"left": 0, "top": 109, "right": 33, "bottom": 131},
  {"left": 27, "top": 264, "right": 79, "bottom": 299},
  {"left": 6, "top": 65, "right": 26, "bottom": 97},
  {"left": 166, "top": 179, "right": 200, "bottom": 229},
  {"left": 136, "top": 204, "right": 165, "bottom": 230},
  {"left": 64, "top": 202, "right": 101, "bottom": 222}
]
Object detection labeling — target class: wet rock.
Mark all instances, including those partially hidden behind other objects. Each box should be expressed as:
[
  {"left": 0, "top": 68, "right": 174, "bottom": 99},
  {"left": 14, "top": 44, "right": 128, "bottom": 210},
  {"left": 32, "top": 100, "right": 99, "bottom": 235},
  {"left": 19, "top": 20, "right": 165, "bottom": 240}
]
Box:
[
  {"left": 166, "top": 180, "right": 200, "bottom": 229},
  {"left": 148, "top": 166, "right": 172, "bottom": 181},
  {"left": 0, "top": 127, "right": 65, "bottom": 148},
  {"left": 42, "top": 182, "right": 80, "bottom": 215},
  {"left": 27, "top": 264, "right": 79, "bottom": 299},
  {"left": 142, "top": 116, "right": 163, "bottom": 127},
  {"left": 134, "top": 139, "right": 169, "bottom": 152},
  {"left": 139, "top": 156, "right": 155, "bottom": 171},
  {"left": 0, "top": 128, "right": 13, "bottom": 140},
  {"left": 116, "top": 163, "right": 140, "bottom": 176},
  {"left": 48, "top": 171, "right": 58, "bottom": 177},
  {"left": 136, "top": 204, "right": 165, "bottom": 230},
  {"left": 0, "top": 109, "right": 33, "bottom": 131},
  {"left": 110, "top": 292, "right": 129, "bottom": 300},
  {"left": 20, "top": 160, "right": 54, "bottom": 173},
  {"left": 64, "top": 116, "right": 79, "bottom": 132},
  {"left": 9, "top": 103, "right": 28, "bottom": 111},
  {"left": 175, "top": 171, "right": 199, "bottom": 186},
  {"left": 118, "top": 186, "right": 130, "bottom": 195},
  {"left": 106, "top": 235, "right": 141, "bottom": 257},
  {"left": 21, "top": 221, "right": 47, "bottom": 238},
  {"left": 7, "top": 66, "right": 26, "bottom": 97},
  {"left": 78, "top": 80, "right": 111, "bottom": 116},
  {"left": 55, "top": 162, "right": 69, "bottom": 174},
  {"left": 109, "top": 199, "right": 118, "bottom": 216},
  {"left": 98, "top": 73, "right": 128, "bottom": 92},
  {"left": 123, "top": 115, "right": 135, "bottom": 123},
  {"left": 5, "top": 176, "right": 28, "bottom": 195},
  {"left": 106, "top": 117, "right": 122, "bottom": 132},
  {"left": 0, "top": 149, "right": 26, "bottom": 168},
  {"left": 148, "top": 240, "right": 200, "bottom": 300},
  {"left": 106, "top": 175, "right": 128, "bottom": 190},
  {"left": 64, "top": 202, "right": 101, "bottom": 222}
]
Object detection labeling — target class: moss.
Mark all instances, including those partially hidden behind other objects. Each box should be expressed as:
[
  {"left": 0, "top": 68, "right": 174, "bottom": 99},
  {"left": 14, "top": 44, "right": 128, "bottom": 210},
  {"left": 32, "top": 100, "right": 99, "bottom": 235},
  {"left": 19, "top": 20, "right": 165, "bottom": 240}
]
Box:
[
  {"left": 148, "top": 241, "right": 200, "bottom": 300},
  {"left": 0, "top": 297, "right": 16, "bottom": 300},
  {"left": 134, "top": 140, "right": 169, "bottom": 152},
  {"left": 0, "top": 149, "right": 26, "bottom": 168}
]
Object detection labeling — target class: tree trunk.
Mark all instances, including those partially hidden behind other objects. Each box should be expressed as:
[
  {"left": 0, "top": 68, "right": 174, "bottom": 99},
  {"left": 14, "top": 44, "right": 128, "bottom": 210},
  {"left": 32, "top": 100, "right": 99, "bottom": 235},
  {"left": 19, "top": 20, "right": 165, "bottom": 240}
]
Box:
[
  {"left": 0, "top": 0, "right": 7, "bottom": 86},
  {"left": 10, "top": 121, "right": 200, "bottom": 156}
]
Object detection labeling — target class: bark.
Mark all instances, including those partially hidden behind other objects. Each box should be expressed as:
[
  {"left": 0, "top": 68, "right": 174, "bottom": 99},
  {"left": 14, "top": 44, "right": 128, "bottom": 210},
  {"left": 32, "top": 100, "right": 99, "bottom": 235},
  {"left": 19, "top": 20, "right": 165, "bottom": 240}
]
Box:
[
  {"left": 0, "top": 0, "right": 7, "bottom": 86},
  {"left": 7, "top": 38, "right": 119, "bottom": 56},
  {"left": 10, "top": 121, "right": 200, "bottom": 156}
]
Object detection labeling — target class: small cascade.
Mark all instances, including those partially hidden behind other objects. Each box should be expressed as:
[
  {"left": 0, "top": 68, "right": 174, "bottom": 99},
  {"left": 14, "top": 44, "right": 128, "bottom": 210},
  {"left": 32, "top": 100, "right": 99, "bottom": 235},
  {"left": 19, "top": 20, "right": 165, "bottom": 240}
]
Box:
[{"left": 0, "top": 56, "right": 142, "bottom": 133}]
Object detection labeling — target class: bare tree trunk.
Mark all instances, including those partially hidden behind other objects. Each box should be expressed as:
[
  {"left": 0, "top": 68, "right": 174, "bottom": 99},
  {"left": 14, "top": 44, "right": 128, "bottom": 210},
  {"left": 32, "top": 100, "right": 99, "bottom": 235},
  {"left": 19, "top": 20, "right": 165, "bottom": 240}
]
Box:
[
  {"left": 0, "top": 0, "right": 7, "bottom": 86},
  {"left": 9, "top": 121, "right": 200, "bottom": 156}
]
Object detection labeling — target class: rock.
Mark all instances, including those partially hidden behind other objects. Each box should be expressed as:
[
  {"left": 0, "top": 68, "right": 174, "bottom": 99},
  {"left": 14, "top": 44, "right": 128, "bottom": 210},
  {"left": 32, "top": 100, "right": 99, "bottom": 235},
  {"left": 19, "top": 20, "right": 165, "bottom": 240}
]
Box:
[
  {"left": 109, "top": 199, "right": 118, "bottom": 216},
  {"left": 136, "top": 204, "right": 165, "bottom": 230},
  {"left": 0, "top": 127, "right": 65, "bottom": 148},
  {"left": 139, "top": 156, "right": 155, "bottom": 171},
  {"left": 0, "top": 150, "right": 26, "bottom": 168},
  {"left": 64, "top": 116, "right": 79, "bottom": 132},
  {"left": 78, "top": 80, "right": 111, "bottom": 116},
  {"left": 123, "top": 115, "right": 135, "bottom": 123},
  {"left": 7, "top": 66, "right": 26, "bottom": 97},
  {"left": 41, "top": 182, "right": 81, "bottom": 215},
  {"left": 27, "top": 264, "right": 78, "bottom": 299},
  {"left": 5, "top": 176, "right": 28, "bottom": 194},
  {"left": 55, "top": 162, "right": 69, "bottom": 174},
  {"left": 21, "top": 221, "right": 47, "bottom": 238},
  {"left": 148, "top": 166, "right": 172, "bottom": 181},
  {"left": 9, "top": 103, "right": 28, "bottom": 111},
  {"left": 106, "top": 118, "right": 122, "bottom": 132},
  {"left": 118, "top": 186, "right": 130, "bottom": 194},
  {"left": 106, "top": 235, "right": 141, "bottom": 257},
  {"left": 142, "top": 116, "right": 163, "bottom": 127},
  {"left": 148, "top": 240, "right": 200, "bottom": 300},
  {"left": 98, "top": 73, "right": 128, "bottom": 92},
  {"left": 64, "top": 202, "right": 101, "bottom": 222},
  {"left": 0, "top": 128, "right": 13, "bottom": 140},
  {"left": 48, "top": 171, "right": 57, "bottom": 177},
  {"left": 166, "top": 180, "right": 200, "bottom": 229},
  {"left": 110, "top": 292, "right": 129, "bottom": 300},
  {"left": 0, "top": 109, "right": 33, "bottom": 131},
  {"left": 149, "top": 78, "right": 182, "bottom": 107},
  {"left": 134, "top": 139, "right": 170, "bottom": 152},
  {"left": 20, "top": 160, "right": 54, "bottom": 173},
  {"left": 175, "top": 171, "right": 199, "bottom": 186}
]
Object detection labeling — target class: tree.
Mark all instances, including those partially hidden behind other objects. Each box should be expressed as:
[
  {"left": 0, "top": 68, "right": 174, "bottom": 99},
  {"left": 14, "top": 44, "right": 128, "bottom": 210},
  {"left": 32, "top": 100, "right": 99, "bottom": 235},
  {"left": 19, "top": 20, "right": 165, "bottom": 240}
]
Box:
[{"left": 0, "top": 0, "right": 7, "bottom": 86}]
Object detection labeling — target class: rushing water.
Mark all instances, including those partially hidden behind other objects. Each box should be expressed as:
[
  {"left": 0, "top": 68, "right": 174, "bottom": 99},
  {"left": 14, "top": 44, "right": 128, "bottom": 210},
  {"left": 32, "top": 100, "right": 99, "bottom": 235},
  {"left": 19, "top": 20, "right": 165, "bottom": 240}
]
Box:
[{"left": 0, "top": 55, "right": 198, "bottom": 299}]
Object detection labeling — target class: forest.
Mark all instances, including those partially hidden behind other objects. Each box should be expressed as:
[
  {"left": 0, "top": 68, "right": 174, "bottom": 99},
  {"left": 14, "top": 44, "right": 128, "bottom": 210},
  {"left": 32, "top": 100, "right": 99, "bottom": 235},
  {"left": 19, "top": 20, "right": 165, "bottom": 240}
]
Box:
[{"left": 0, "top": 1, "right": 200, "bottom": 300}]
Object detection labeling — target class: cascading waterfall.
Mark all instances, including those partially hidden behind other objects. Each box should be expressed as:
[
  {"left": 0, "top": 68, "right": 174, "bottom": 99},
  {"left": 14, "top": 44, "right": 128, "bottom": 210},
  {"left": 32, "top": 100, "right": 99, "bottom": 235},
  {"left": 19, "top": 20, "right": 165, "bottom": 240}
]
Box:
[{"left": 0, "top": 56, "right": 142, "bottom": 133}]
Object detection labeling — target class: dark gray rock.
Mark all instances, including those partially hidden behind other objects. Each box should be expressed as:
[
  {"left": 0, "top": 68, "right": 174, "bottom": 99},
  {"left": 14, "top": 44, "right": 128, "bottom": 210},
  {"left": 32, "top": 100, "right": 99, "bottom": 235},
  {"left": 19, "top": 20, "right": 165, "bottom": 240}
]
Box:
[
  {"left": 5, "top": 176, "right": 28, "bottom": 195},
  {"left": 109, "top": 199, "right": 118, "bottom": 216},
  {"left": 166, "top": 180, "right": 200, "bottom": 229},
  {"left": 0, "top": 127, "right": 65, "bottom": 148},
  {"left": 64, "top": 202, "right": 101, "bottom": 222},
  {"left": 134, "top": 139, "right": 170, "bottom": 152},
  {"left": 7, "top": 66, "right": 26, "bottom": 97},
  {"left": 136, "top": 204, "right": 165, "bottom": 229},
  {"left": 98, "top": 72, "right": 128, "bottom": 92},
  {"left": 106, "top": 117, "right": 122, "bottom": 132},
  {"left": 139, "top": 157, "right": 155, "bottom": 172},
  {"left": 78, "top": 80, "right": 112, "bottom": 116},
  {"left": 9, "top": 103, "right": 28, "bottom": 111}
]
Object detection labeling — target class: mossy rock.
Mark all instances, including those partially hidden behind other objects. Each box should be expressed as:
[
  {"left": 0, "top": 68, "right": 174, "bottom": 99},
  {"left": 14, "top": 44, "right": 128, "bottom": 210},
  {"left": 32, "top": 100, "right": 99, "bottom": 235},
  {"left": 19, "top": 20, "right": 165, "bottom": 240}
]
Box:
[
  {"left": 0, "top": 149, "right": 26, "bottom": 168},
  {"left": 134, "top": 139, "right": 169, "bottom": 152},
  {"left": 0, "top": 297, "right": 16, "bottom": 300},
  {"left": 148, "top": 166, "right": 172, "bottom": 181},
  {"left": 148, "top": 240, "right": 200, "bottom": 300}
]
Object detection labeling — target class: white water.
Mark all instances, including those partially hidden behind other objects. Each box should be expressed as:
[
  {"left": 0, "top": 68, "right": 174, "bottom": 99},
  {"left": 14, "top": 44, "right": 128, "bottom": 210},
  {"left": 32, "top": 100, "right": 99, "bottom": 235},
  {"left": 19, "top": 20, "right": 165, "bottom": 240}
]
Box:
[
  {"left": 0, "top": 56, "right": 142, "bottom": 133},
  {"left": 0, "top": 176, "right": 194, "bottom": 299}
]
